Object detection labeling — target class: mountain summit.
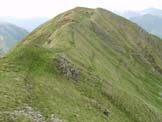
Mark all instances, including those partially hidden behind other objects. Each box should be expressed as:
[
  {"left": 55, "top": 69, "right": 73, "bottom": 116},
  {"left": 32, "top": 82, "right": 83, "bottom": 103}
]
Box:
[{"left": 0, "top": 7, "right": 162, "bottom": 122}]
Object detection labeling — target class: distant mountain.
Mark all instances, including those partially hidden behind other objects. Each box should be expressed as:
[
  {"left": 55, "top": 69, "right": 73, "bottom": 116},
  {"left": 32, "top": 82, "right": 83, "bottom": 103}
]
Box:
[
  {"left": 0, "top": 17, "right": 49, "bottom": 31},
  {"left": 115, "top": 11, "right": 140, "bottom": 18},
  {"left": 130, "top": 14, "right": 162, "bottom": 38},
  {"left": 0, "top": 22, "right": 28, "bottom": 54},
  {"left": 141, "top": 8, "right": 162, "bottom": 16},
  {"left": 117, "top": 8, "right": 162, "bottom": 18},
  {"left": 0, "top": 7, "right": 162, "bottom": 122},
  {"left": 116, "top": 8, "right": 162, "bottom": 38}
]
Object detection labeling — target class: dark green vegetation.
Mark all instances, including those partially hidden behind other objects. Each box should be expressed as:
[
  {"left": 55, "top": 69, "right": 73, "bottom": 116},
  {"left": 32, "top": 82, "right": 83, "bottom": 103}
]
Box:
[
  {"left": 0, "top": 7, "right": 162, "bottom": 122},
  {"left": 130, "top": 14, "right": 162, "bottom": 38},
  {"left": 0, "top": 22, "right": 28, "bottom": 54}
]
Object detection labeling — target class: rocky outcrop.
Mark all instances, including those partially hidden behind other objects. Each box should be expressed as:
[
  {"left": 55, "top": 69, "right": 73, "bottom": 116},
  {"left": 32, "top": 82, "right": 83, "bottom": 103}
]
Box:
[
  {"left": 53, "top": 55, "right": 80, "bottom": 81},
  {"left": 0, "top": 106, "right": 62, "bottom": 122},
  {"left": 0, "top": 106, "right": 45, "bottom": 122},
  {"left": 48, "top": 114, "right": 62, "bottom": 122}
]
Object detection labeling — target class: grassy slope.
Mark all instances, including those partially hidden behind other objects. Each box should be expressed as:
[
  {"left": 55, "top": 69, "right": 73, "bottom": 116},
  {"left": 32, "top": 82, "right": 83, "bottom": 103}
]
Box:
[{"left": 0, "top": 7, "right": 162, "bottom": 122}]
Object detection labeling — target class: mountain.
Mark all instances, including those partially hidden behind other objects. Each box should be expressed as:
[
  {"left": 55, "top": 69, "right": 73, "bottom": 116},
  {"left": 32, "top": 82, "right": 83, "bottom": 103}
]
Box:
[
  {"left": 115, "top": 11, "right": 140, "bottom": 18},
  {"left": 130, "top": 14, "right": 162, "bottom": 38},
  {"left": 0, "top": 17, "right": 49, "bottom": 31},
  {"left": 141, "top": 8, "right": 162, "bottom": 16},
  {"left": 116, "top": 8, "right": 162, "bottom": 38},
  {"left": 117, "top": 8, "right": 162, "bottom": 18},
  {"left": 0, "top": 22, "right": 28, "bottom": 54},
  {"left": 0, "top": 7, "right": 162, "bottom": 122}
]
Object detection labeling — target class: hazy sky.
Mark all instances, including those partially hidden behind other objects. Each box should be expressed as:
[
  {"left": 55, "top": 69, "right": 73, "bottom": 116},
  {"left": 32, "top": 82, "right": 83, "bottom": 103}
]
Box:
[{"left": 0, "top": 0, "right": 161, "bottom": 18}]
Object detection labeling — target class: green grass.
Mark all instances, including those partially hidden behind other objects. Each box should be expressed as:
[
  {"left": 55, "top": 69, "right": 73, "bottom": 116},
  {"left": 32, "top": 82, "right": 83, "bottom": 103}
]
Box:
[{"left": 0, "top": 7, "right": 162, "bottom": 122}]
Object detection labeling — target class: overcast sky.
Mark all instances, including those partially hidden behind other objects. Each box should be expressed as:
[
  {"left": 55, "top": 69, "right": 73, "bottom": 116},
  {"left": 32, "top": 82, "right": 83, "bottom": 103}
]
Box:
[{"left": 0, "top": 0, "right": 162, "bottom": 18}]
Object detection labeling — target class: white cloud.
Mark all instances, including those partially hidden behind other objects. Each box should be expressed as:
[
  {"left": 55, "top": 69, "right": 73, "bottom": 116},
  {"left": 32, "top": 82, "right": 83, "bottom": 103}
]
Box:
[{"left": 0, "top": 0, "right": 161, "bottom": 18}]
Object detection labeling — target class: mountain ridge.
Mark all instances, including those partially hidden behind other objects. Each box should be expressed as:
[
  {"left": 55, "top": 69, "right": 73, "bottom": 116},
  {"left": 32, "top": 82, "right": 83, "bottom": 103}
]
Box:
[{"left": 0, "top": 7, "right": 162, "bottom": 122}]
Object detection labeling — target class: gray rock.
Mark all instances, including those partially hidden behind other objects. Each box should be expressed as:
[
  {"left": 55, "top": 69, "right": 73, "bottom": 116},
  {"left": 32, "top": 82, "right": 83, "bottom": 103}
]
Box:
[{"left": 103, "top": 109, "right": 110, "bottom": 116}]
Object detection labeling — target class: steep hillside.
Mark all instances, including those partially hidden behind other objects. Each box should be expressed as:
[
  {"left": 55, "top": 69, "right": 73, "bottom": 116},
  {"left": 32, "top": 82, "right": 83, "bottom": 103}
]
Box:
[
  {"left": 130, "top": 14, "right": 162, "bottom": 38},
  {"left": 0, "top": 7, "right": 162, "bottom": 122},
  {"left": 0, "top": 22, "right": 28, "bottom": 54}
]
